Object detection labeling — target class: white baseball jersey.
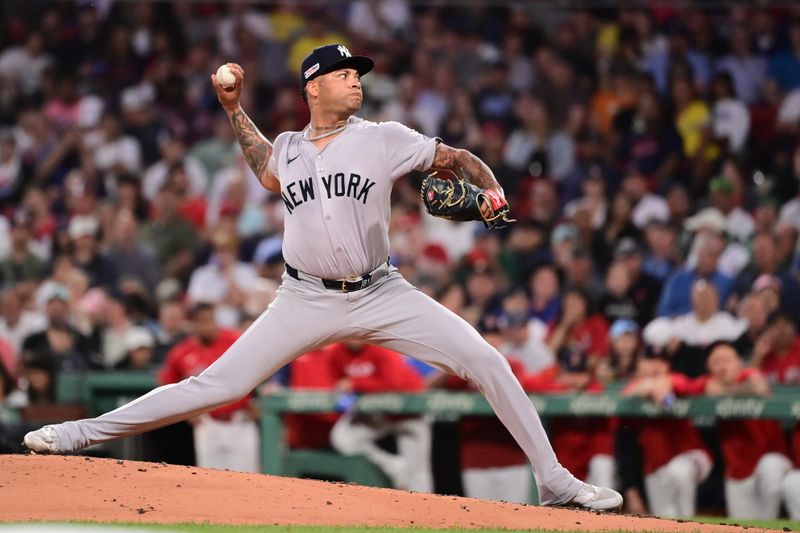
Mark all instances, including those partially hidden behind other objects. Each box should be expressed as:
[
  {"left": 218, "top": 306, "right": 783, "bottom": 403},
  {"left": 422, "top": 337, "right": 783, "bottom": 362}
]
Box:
[{"left": 268, "top": 118, "right": 438, "bottom": 279}]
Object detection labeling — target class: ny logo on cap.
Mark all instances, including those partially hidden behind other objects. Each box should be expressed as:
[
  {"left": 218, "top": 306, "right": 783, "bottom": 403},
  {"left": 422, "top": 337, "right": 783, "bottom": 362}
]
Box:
[{"left": 337, "top": 45, "right": 351, "bottom": 58}]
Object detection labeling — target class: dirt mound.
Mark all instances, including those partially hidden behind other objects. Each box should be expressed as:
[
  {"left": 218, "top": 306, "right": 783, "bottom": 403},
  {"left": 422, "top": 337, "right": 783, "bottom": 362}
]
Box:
[{"left": 0, "top": 455, "right": 773, "bottom": 531}]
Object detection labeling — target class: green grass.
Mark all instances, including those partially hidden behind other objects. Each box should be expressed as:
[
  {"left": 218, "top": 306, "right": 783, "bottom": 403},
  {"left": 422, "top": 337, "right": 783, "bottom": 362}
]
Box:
[{"left": 694, "top": 516, "right": 800, "bottom": 530}]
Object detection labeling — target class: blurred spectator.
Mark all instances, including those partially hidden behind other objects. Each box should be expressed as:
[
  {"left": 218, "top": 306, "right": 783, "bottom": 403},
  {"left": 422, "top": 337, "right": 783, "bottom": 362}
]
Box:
[
  {"left": 561, "top": 248, "right": 602, "bottom": 306},
  {"left": 645, "top": 23, "right": 710, "bottom": 95},
  {"left": 347, "top": 0, "right": 411, "bottom": 43},
  {"left": 159, "top": 302, "right": 257, "bottom": 472},
  {"left": 115, "top": 326, "right": 157, "bottom": 371},
  {"left": 600, "top": 260, "right": 640, "bottom": 327},
  {"left": 682, "top": 342, "right": 791, "bottom": 520},
  {"left": 621, "top": 351, "right": 712, "bottom": 517},
  {"left": 143, "top": 135, "right": 208, "bottom": 202},
  {"left": 0, "top": 31, "right": 51, "bottom": 95},
  {"left": 671, "top": 75, "right": 713, "bottom": 165},
  {"left": 287, "top": 14, "right": 347, "bottom": 74},
  {"left": 615, "top": 89, "right": 681, "bottom": 183},
  {"left": 43, "top": 72, "right": 104, "bottom": 132},
  {"left": 730, "top": 231, "right": 800, "bottom": 315},
  {"left": 547, "top": 288, "right": 608, "bottom": 374},
  {"left": 775, "top": 221, "right": 799, "bottom": 270},
  {"left": 667, "top": 279, "right": 747, "bottom": 377},
  {"left": 189, "top": 113, "right": 238, "bottom": 182},
  {"left": 657, "top": 231, "right": 731, "bottom": 317},
  {"left": 497, "top": 309, "right": 554, "bottom": 374},
  {"left": 716, "top": 26, "right": 767, "bottom": 105},
  {"left": 83, "top": 112, "right": 142, "bottom": 195},
  {"left": 591, "top": 193, "right": 639, "bottom": 269},
  {"left": 94, "top": 290, "right": 135, "bottom": 369},
  {"left": 0, "top": 211, "right": 46, "bottom": 286},
  {"left": 766, "top": 18, "right": 800, "bottom": 94},
  {"left": 216, "top": 2, "right": 273, "bottom": 59},
  {"left": 503, "top": 94, "right": 573, "bottom": 180},
  {"left": 641, "top": 220, "right": 678, "bottom": 283},
  {"left": 67, "top": 215, "right": 118, "bottom": 289},
  {"left": 710, "top": 73, "right": 751, "bottom": 155},
  {"left": 20, "top": 286, "right": 89, "bottom": 373},
  {"left": 0, "top": 288, "right": 46, "bottom": 356},
  {"left": 625, "top": 170, "right": 669, "bottom": 231},
  {"left": 752, "top": 312, "right": 800, "bottom": 386},
  {"left": 14, "top": 356, "right": 58, "bottom": 406},
  {"left": 602, "top": 319, "right": 640, "bottom": 382},
  {"left": 140, "top": 185, "right": 200, "bottom": 283},
  {"left": 0, "top": 132, "right": 21, "bottom": 205},
  {"left": 105, "top": 208, "right": 160, "bottom": 293},
  {"left": 528, "top": 263, "right": 560, "bottom": 324},
  {"left": 778, "top": 145, "right": 800, "bottom": 231},
  {"left": 563, "top": 175, "right": 608, "bottom": 230},
  {"left": 153, "top": 300, "right": 188, "bottom": 363},
  {"left": 734, "top": 293, "right": 771, "bottom": 361},
  {"left": 708, "top": 176, "right": 754, "bottom": 243},
  {"left": 613, "top": 238, "right": 662, "bottom": 326},
  {"left": 187, "top": 228, "right": 258, "bottom": 328},
  {"left": 500, "top": 221, "right": 550, "bottom": 286},
  {"left": 328, "top": 340, "right": 431, "bottom": 492}
]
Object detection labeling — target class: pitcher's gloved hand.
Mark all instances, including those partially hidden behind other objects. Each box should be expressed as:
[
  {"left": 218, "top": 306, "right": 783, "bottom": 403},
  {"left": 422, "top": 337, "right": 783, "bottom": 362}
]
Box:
[{"left": 421, "top": 172, "right": 515, "bottom": 229}]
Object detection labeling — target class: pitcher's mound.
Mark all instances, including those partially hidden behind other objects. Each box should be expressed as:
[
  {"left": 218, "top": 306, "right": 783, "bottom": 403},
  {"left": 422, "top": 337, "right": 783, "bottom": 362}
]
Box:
[{"left": 0, "top": 455, "right": 764, "bottom": 531}]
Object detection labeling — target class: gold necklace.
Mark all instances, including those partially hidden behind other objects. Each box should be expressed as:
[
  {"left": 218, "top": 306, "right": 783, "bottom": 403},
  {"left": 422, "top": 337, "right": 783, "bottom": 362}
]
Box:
[{"left": 303, "top": 117, "right": 353, "bottom": 141}]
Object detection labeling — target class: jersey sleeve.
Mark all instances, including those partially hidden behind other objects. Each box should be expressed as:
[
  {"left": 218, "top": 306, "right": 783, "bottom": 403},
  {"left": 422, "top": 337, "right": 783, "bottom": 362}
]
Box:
[
  {"left": 379, "top": 121, "right": 439, "bottom": 180},
  {"left": 267, "top": 131, "right": 292, "bottom": 180}
]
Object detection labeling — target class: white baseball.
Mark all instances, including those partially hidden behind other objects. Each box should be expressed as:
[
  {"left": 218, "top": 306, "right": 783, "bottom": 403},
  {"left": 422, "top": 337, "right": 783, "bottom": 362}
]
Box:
[{"left": 216, "top": 64, "right": 236, "bottom": 89}]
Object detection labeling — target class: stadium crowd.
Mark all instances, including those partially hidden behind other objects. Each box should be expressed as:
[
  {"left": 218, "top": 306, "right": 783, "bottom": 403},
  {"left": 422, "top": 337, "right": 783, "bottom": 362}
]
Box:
[{"left": 2, "top": 0, "right": 800, "bottom": 520}]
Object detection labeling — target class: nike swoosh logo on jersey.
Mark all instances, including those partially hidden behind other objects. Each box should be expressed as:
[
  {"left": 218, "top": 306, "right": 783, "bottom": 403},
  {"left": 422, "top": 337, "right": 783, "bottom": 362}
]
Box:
[{"left": 287, "top": 154, "right": 300, "bottom": 165}]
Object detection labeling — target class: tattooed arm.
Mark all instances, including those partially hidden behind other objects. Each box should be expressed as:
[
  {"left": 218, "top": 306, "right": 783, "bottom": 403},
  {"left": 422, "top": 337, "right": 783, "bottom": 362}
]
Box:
[
  {"left": 429, "top": 143, "right": 504, "bottom": 196},
  {"left": 226, "top": 107, "right": 279, "bottom": 192},
  {"left": 212, "top": 63, "right": 280, "bottom": 193}
]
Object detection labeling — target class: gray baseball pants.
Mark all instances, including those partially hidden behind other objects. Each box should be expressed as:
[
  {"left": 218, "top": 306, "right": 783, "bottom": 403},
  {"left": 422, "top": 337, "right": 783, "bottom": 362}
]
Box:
[{"left": 51, "top": 265, "right": 583, "bottom": 504}]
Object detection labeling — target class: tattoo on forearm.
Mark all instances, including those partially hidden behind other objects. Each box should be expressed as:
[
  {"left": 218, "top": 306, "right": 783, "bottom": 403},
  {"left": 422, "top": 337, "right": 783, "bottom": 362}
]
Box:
[
  {"left": 431, "top": 144, "right": 502, "bottom": 193},
  {"left": 229, "top": 108, "right": 272, "bottom": 178}
]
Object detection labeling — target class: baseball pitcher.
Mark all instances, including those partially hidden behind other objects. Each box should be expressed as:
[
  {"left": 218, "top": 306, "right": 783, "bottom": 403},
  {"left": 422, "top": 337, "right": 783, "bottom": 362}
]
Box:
[{"left": 24, "top": 44, "right": 621, "bottom": 511}]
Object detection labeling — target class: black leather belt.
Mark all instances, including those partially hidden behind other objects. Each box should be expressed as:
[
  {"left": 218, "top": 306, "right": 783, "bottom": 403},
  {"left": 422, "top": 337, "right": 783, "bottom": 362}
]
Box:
[{"left": 285, "top": 260, "right": 388, "bottom": 292}]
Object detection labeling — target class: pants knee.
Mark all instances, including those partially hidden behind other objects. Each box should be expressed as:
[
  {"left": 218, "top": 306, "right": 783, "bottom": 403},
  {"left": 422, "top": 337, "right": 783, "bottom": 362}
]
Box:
[
  {"left": 330, "top": 419, "right": 364, "bottom": 456},
  {"left": 461, "top": 349, "right": 512, "bottom": 384},
  {"left": 186, "top": 374, "right": 251, "bottom": 406},
  {"left": 669, "top": 457, "right": 697, "bottom": 482},
  {"left": 758, "top": 454, "right": 791, "bottom": 484}
]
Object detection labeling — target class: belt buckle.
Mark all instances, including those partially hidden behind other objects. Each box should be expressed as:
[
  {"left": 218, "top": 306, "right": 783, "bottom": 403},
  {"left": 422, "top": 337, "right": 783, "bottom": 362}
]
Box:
[{"left": 341, "top": 276, "right": 362, "bottom": 293}]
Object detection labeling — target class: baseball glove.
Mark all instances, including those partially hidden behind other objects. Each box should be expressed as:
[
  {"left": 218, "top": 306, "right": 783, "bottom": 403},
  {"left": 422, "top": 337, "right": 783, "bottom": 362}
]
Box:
[{"left": 421, "top": 172, "right": 515, "bottom": 229}]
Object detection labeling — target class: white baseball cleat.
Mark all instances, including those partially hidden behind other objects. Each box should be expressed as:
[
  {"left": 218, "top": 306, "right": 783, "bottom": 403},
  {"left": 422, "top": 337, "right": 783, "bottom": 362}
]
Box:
[
  {"left": 23, "top": 425, "right": 61, "bottom": 454},
  {"left": 567, "top": 483, "right": 623, "bottom": 511}
]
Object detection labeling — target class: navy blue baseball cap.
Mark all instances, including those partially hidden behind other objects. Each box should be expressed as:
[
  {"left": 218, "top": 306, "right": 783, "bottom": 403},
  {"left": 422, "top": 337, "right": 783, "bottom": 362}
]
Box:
[{"left": 300, "top": 44, "right": 374, "bottom": 89}]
